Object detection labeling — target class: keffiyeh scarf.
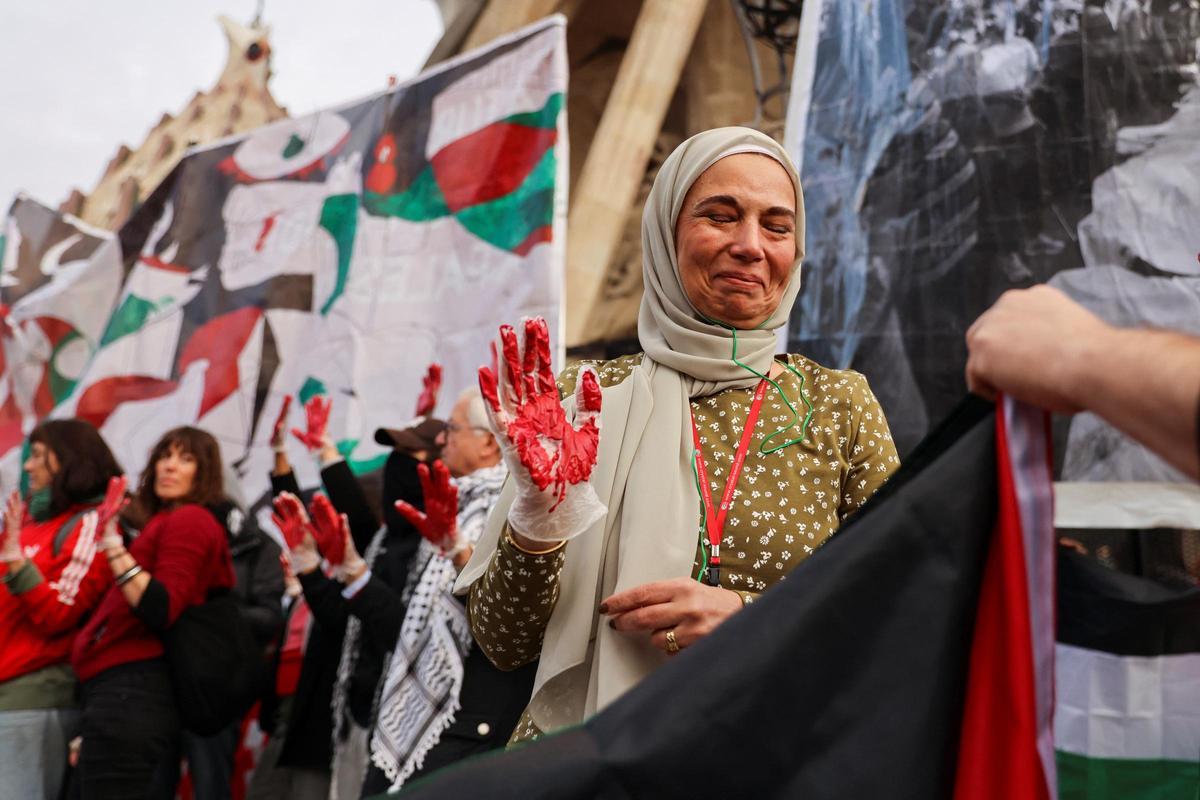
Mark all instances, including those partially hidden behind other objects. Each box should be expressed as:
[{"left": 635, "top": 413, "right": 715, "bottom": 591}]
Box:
[{"left": 368, "top": 461, "right": 507, "bottom": 789}]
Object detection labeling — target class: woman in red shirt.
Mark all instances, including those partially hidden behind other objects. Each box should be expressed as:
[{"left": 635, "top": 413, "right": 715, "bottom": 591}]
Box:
[
  {"left": 0, "top": 419, "right": 123, "bottom": 800},
  {"left": 72, "top": 427, "right": 235, "bottom": 797}
]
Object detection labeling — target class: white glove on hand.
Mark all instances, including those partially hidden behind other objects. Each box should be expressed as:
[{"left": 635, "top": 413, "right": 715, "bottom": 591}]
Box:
[{"left": 478, "top": 317, "right": 606, "bottom": 543}]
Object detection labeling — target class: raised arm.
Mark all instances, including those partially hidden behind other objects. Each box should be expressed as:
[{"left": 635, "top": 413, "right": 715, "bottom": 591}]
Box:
[{"left": 966, "top": 286, "right": 1200, "bottom": 479}]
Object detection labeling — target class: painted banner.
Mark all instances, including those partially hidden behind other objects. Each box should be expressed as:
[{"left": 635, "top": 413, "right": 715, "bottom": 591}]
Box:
[
  {"left": 785, "top": 0, "right": 1200, "bottom": 480},
  {"left": 0, "top": 197, "right": 124, "bottom": 480},
  {"left": 0, "top": 17, "right": 568, "bottom": 513}
]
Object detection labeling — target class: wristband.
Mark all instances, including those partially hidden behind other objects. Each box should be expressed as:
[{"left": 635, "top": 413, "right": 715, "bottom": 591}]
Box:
[
  {"left": 116, "top": 565, "right": 143, "bottom": 586},
  {"left": 106, "top": 548, "right": 128, "bottom": 561}
]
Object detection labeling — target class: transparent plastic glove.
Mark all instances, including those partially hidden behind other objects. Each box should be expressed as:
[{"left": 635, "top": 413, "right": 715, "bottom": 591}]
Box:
[
  {"left": 478, "top": 316, "right": 605, "bottom": 542},
  {"left": 336, "top": 518, "right": 366, "bottom": 583},
  {"left": 271, "top": 396, "right": 293, "bottom": 453},
  {"left": 291, "top": 396, "right": 331, "bottom": 452},
  {"left": 415, "top": 363, "right": 443, "bottom": 417},
  {"left": 272, "top": 492, "right": 320, "bottom": 573},
  {"left": 394, "top": 460, "right": 459, "bottom": 553},
  {"left": 0, "top": 491, "right": 23, "bottom": 563},
  {"left": 279, "top": 551, "right": 302, "bottom": 598}
]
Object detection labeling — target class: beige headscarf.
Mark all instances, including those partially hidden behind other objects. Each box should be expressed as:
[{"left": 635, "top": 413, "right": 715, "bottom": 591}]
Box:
[{"left": 457, "top": 127, "right": 806, "bottom": 733}]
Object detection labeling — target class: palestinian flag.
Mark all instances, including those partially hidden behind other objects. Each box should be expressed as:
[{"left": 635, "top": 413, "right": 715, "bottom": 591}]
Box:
[
  {"left": 1055, "top": 550, "right": 1200, "bottom": 799},
  {"left": 393, "top": 396, "right": 1059, "bottom": 800}
]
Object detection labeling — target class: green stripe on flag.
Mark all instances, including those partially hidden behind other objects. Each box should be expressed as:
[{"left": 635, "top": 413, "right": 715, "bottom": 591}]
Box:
[
  {"left": 363, "top": 164, "right": 450, "bottom": 221},
  {"left": 297, "top": 378, "right": 327, "bottom": 405},
  {"left": 503, "top": 92, "right": 564, "bottom": 129},
  {"left": 100, "top": 294, "right": 170, "bottom": 347},
  {"left": 318, "top": 194, "right": 358, "bottom": 315},
  {"left": 454, "top": 146, "right": 555, "bottom": 252},
  {"left": 1057, "top": 750, "right": 1200, "bottom": 800}
]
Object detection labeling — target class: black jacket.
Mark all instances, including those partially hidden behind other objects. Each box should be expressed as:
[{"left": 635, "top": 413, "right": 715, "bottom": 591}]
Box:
[
  {"left": 261, "top": 470, "right": 345, "bottom": 770},
  {"left": 299, "top": 454, "right": 424, "bottom": 729},
  {"left": 208, "top": 500, "right": 285, "bottom": 649}
]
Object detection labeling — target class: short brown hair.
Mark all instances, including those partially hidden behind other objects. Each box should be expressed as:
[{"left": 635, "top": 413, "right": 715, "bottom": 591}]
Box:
[
  {"left": 124, "top": 426, "right": 225, "bottom": 528},
  {"left": 28, "top": 419, "right": 124, "bottom": 517}
]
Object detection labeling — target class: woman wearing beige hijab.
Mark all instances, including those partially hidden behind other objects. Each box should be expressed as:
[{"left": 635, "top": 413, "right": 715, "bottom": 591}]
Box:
[{"left": 458, "top": 127, "right": 900, "bottom": 743}]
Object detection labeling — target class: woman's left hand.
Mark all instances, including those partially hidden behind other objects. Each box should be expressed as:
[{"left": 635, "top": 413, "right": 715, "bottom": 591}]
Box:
[{"left": 600, "top": 577, "right": 743, "bottom": 654}]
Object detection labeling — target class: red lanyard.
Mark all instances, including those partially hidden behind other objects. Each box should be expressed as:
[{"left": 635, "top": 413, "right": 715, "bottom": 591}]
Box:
[{"left": 689, "top": 379, "right": 769, "bottom": 586}]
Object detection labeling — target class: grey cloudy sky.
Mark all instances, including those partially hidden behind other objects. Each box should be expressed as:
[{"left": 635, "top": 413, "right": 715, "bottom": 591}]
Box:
[{"left": 0, "top": 0, "right": 444, "bottom": 211}]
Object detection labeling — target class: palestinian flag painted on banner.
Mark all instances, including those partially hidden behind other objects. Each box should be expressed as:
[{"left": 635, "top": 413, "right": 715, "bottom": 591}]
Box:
[
  {"left": 28, "top": 17, "right": 568, "bottom": 508},
  {"left": 0, "top": 197, "right": 125, "bottom": 484},
  {"left": 392, "top": 395, "right": 1059, "bottom": 800},
  {"left": 1055, "top": 550, "right": 1200, "bottom": 799}
]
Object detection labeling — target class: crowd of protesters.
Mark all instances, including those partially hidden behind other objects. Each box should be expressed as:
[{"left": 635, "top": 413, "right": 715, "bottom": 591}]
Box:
[{"left": 1, "top": 127, "right": 1197, "bottom": 800}]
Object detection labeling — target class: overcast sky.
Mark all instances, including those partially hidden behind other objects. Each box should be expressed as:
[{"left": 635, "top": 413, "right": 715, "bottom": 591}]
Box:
[{"left": 0, "top": 0, "right": 444, "bottom": 211}]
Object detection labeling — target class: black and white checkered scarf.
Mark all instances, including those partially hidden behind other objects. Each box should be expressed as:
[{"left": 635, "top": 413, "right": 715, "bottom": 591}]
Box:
[{"left": 367, "top": 461, "right": 507, "bottom": 790}]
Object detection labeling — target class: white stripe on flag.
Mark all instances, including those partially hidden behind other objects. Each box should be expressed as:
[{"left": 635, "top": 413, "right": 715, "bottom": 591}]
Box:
[
  {"left": 1053, "top": 481, "right": 1200, "bottom": 530},
  {"left": 1055, "top": 642, "right": 1200, "bottom": 762},
  {"left": 1004, "top": 397, "right": 1058, "bottom": 799}
]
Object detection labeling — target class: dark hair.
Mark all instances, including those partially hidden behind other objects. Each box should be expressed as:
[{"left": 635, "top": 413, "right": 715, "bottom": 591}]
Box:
[
  {"left": 124, "top": 426, "right": 225, "bottom": 528},
  {"left": 28, "top": 419, "right": 124, "bottom": 517}
]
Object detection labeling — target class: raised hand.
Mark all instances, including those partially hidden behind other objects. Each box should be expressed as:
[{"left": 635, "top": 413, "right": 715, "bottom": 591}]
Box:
[
  {"left": 479, "top": 317, "right": 602, "bottom": 508},
  {"left": 291, "top": 396, "right": 332, "bottom": 452},
  {"left": 307, "top": 493, "right": 346, "bottom": 567},
  {"left": 415, "top": 363, "right": 443, "bottom": 417},
  {"left": 272, "top": 492, "right": 320, "bottom": 573},
  {"left": 279, "top": 551, "right": 302, "bottom": 598},
  {"left": 1, "top": 491, "right": 24, "bottom": 563},
  {"left": 92, "top": 476, "right": 130, "bottom": 554},
  {"left": 271, "top": 396, "right": 293, "bottom": 451},
  {"left": 271, "top": 492, "right": 311, "bottom": 550},
  {"left": 394, "top": 460, "right": 459, "bottom": 552},
  {"left": 478, "top": 317, "right": 606, "bottom": 542}
]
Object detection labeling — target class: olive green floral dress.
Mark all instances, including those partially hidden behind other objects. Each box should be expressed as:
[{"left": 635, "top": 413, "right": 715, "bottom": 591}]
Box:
[{"left": 467, "top": 352, "right": 900, "bottom": 742}]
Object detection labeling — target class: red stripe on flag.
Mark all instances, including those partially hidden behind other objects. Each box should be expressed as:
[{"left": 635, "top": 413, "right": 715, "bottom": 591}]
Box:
[
  {"left": 952, "top": 398, "right": 1053, "bottom": 800},
  {"left": 430, "top": 122, "right": 556, "bottom": 212}
]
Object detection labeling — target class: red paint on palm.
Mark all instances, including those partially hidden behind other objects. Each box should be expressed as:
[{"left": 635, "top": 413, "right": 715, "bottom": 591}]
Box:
[
  {"left": 271, "top": 493, "right": 310, "bottom": 550},
  {"left": 307, "top": 493, "right": 346, "bottom": 566},
  {"left": 415, "top": 363, "right": 443, "bottom": 417},
  {"left": 394, "top": 460, "right": 459, "bottom": 550},
  {"left": 292, "top": 396, "right": 331, "bottom": 451},
  {"left": 95, "top": 476, "right": 129, "bottom": 531},
  {"left": 485, "top": 317, "right": 601, "bottom": 510}
]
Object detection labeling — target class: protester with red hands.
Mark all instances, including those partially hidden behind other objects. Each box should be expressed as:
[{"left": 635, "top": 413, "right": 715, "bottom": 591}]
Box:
[
  {"left": 71, "top": 427, "right": 236, "bottom": 797},
  {"left": 358, "top": 386, "right": 516, "bottom": 794},
  {"left": 457, "top": 128, "right": 899, "bottom": 744},
  {"left": 263, "top": 386, "right": 447, "bottom": 800},
  {"left": 0, "top": 420, "right": 123, "bottom": 800}
]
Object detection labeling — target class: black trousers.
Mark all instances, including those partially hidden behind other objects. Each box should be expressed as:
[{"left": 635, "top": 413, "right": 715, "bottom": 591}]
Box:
[{"left": 78, "top": 660, "right": 180, "bottom": 799}]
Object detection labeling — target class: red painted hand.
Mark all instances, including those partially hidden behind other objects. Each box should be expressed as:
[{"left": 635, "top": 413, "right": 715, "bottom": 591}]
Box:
[
  {"left": 95, "top": 476, "right": 129, "bottom": 532},
  {"left": 394, "top": 460, "right": 459, "bottom": 551},
  {"left": 307, "top": 493, "right": 346, "bottom": 566},
  {"left": 415, "top": 363, "right": 443, "bottom": 417},
  {"left": 478, "top": 317, "right": 601, "bottom": 509},
  {"left": 271, "top": 492, "right": 312, "bottom": 551},
  {"left": 271, "top": 395, "right": 293, "bottom": 450},
  {"left": 292, "top": 396, "right": 332, "bottom": 451}
]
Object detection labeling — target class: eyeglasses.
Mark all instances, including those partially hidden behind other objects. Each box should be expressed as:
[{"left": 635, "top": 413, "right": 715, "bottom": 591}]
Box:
[{"left": 445, "top": 421, "right": 490, "bottom": 435}]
